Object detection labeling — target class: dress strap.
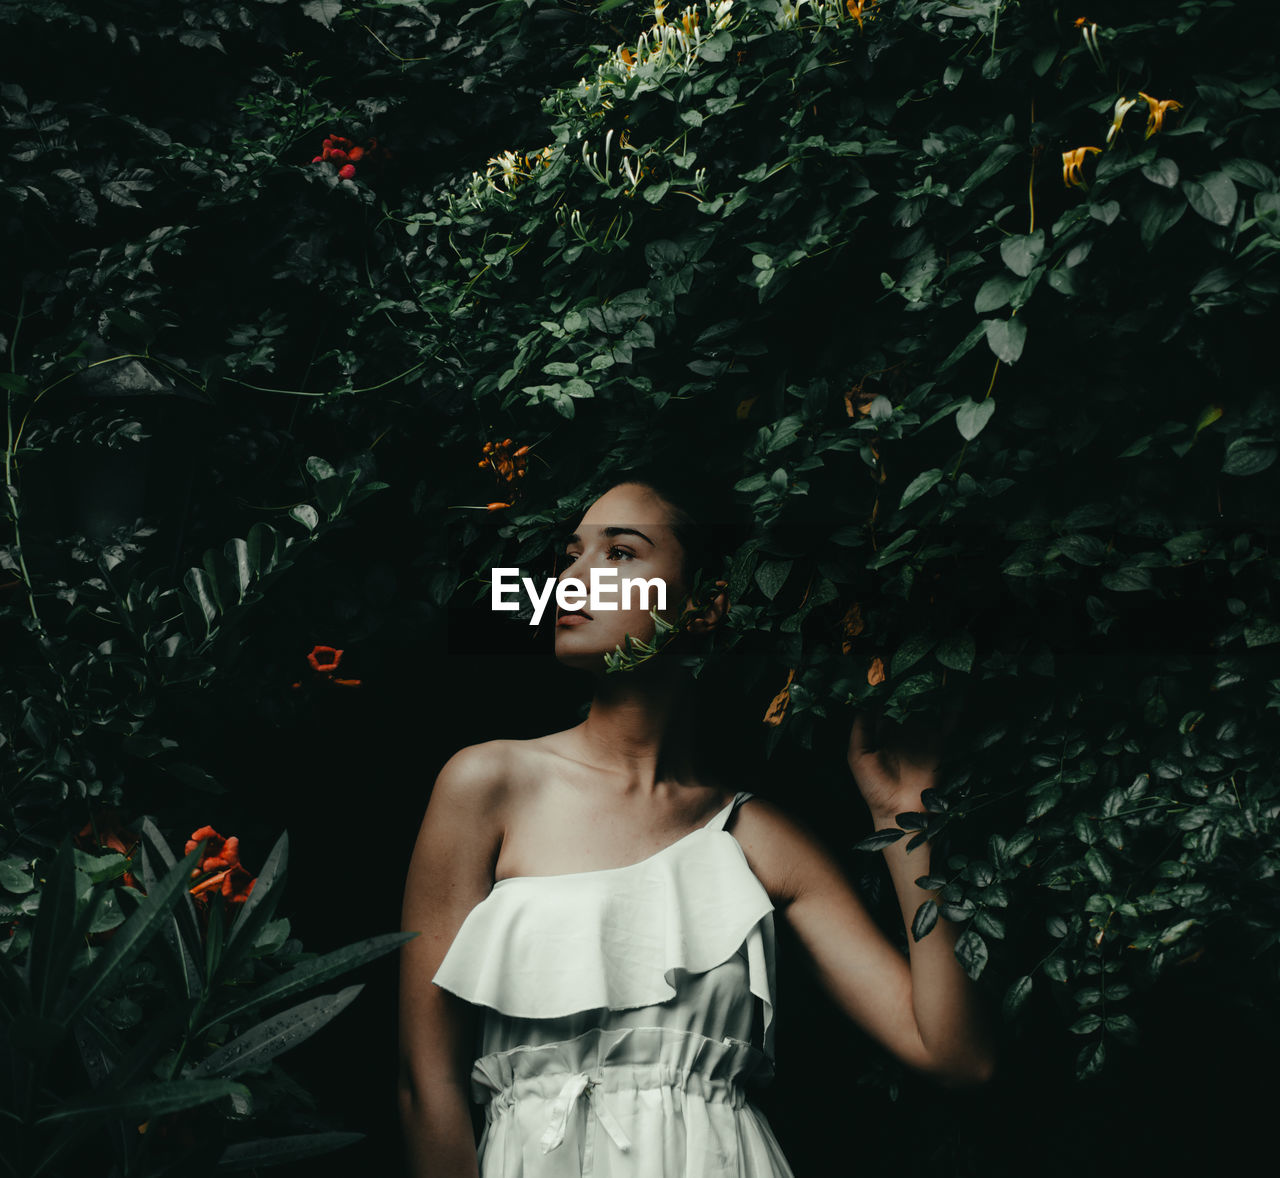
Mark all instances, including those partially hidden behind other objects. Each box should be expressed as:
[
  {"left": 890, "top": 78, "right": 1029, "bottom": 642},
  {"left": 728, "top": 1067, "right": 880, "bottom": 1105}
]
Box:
[{"left": 705, "top": 790, "right": 755, "bottom": 832}]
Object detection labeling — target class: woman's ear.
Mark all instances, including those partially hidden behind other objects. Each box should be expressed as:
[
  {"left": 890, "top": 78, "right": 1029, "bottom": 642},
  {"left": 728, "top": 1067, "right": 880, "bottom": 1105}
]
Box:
[{"left": 686, "top": 581, "right": 729, "bottom": 634}]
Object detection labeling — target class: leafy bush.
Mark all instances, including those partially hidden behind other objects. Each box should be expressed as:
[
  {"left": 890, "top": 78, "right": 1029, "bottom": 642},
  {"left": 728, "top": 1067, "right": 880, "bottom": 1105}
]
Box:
[{"left": 3, "top": 0, "right": 1279, "bottom": 1172}]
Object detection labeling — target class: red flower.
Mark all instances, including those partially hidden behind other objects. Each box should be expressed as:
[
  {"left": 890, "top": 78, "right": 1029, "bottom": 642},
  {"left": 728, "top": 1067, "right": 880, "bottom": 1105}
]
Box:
[
  {"left": 307, "top": 645, "right": 343, "bottom": 673},
  {"left": 75, "top": 808, "right": 140, "bottom": 891},
  {"left": 185, "top": 825, "right": 256, "bottom": 905},
  {"left": 338, "top": 164, "right": 357, "bottom": 180}
]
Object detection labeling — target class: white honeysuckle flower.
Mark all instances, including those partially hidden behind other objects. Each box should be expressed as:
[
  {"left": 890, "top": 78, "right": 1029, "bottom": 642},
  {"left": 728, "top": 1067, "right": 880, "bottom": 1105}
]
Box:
[
  {"left": 621, "top": 156, "right": 641, "bottom": 189},
  {"left": 777, "top": 0, "right": 805, "bottom": 29},
  {"left": 1106, "top": 95, "right": 1139, "bottom": 146},
  {"left": 653, "top": 0, "right": 667, "bottom": 26},
  {"left": 707, "top": 0, "right": 733, "bottom": 30}
]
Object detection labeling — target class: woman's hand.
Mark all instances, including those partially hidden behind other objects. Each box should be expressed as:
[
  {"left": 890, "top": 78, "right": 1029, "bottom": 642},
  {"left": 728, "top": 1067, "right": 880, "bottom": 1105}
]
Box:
[{"left": 846, "top": 712, "right": 939, "bottom": 824}]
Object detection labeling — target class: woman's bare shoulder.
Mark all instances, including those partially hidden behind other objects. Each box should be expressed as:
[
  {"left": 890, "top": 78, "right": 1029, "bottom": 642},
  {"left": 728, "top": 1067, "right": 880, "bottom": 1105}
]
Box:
[
  {"left": 429, "top": 735, "right": 562, "bottom": 812},
  {"left": 729, "top": 795, "right": 839, "bottom": 909}
]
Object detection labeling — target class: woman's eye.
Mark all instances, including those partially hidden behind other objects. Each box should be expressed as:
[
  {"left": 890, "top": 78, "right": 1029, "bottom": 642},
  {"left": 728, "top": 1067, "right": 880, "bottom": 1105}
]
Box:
[{"left": 607, "top": 546, "right": 635, "bottom": 561}]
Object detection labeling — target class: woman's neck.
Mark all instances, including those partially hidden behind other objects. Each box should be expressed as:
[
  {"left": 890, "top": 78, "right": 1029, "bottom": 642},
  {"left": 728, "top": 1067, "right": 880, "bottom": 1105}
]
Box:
[{"left": 574, "top": 664, "right": 700, "bottom": 794}]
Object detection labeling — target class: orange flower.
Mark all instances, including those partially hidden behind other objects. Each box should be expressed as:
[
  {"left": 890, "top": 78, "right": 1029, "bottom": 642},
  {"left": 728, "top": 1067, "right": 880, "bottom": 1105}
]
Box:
[
  {"left": 840, "top": 604, "right": 865, "bottom": 654},
  {"left": 1138, "top": 91, "right": 1182, "bottom": 138},
  {"left": 75, "top": 808, "right": 140, "bottom": 890},
  {"left": 307, "top": 644, "right": 343, "bottom": 673},
  {"left": 487, "top": 501, "right": 512, "bottom": 511},
  {"left": 1062, "top": 146, "right": 1102, "bottom": 189},
  {"left": 1073, "top": 15, "right": 1088, "bottom": 27},
  {"left": 763, "top": 668, "right": 796, "bottom": 726},
  {"left": 480, "top": 438, "right": 530, "bottom": 485},
  {"left": 186, "top": 826, "right": 256, "bottom": 905},
  {"left": 867, "top": 657, "right": 886, "bottom": 686},
  {"left": 846, "top": 0, "right": 876, "bottom": 28}
]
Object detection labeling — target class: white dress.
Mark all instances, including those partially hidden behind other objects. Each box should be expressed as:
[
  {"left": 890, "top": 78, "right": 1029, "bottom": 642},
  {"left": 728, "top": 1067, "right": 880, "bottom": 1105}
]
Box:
[{"left": 432, "top": 791, "right": 797, "bottom": 1177}]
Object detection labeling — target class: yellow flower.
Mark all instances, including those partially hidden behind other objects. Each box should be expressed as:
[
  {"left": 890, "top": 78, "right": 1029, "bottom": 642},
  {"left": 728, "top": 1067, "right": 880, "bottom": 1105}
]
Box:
[
  {"left": 1062, "top": 145, "right": 1101, "bottom": 189},
  {"left": 763, "top": 668, "right": 796, "bottom": 726},
  {"left": 1138, "top": 91, "right": 1183, "bottom": 138},
  {"left": 846, "top": 0, "right": 877, "bottom": 29},
  {"left": 840, "top": 603, "right": 865, "bottom": 654}
]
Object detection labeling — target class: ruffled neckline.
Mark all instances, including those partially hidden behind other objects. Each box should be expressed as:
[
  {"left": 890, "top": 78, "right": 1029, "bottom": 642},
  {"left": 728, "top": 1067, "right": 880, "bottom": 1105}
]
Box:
[{"left": 431, "top": 793, "right": 778, "bottom": 1057}]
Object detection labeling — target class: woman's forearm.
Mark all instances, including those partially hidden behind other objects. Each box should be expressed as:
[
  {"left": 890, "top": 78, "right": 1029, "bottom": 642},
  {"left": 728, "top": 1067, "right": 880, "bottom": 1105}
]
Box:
[
  {"left": 872, "top": 809, "right": 997, "bottom": 1085},
  {"left": 398, "top": 1077, "right": 481, "bottom": 1178}
]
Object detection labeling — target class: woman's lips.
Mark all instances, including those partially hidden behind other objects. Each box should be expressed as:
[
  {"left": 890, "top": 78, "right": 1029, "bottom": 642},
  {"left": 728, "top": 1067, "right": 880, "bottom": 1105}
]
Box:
[{"left": 556, "top": 611, "right": 591, "bottom": 626}]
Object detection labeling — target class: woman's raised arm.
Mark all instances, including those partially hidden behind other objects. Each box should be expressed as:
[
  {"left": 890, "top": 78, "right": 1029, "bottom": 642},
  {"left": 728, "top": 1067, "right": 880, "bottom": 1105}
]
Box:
[{"left": 398, "top": 742, "right": 509, "bottom": 1178}]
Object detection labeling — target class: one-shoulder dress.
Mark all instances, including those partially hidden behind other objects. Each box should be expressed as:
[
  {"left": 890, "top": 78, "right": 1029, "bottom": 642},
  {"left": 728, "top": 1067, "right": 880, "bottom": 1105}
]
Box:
[{"left": 431, "top": 790, "right": 796, "bottom": 1177}]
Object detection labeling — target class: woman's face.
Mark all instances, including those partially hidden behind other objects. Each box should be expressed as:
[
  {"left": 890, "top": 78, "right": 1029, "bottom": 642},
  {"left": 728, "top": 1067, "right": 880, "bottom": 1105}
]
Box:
[{"left": 553, "top": 483, "right": 690, "bottom": 672}]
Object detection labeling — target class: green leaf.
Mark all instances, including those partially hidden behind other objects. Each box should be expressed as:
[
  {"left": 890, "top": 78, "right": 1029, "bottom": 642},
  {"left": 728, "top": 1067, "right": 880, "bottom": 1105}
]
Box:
[
  {"left": 1142, "top": 158, "right": 1180, "bottom": 188},
  {"left": 301, "top": 0, "right": 342, "bottom": 28},
  {"left": 218, "top": 1133, "right": 366, "bottom": 1169},
  {"left": 974, "top": 275, "right": 1020, "bottom": 313},
  {"left": 754, "top": 559, "right": 791, "bottom": 600},
  {"left": 911, "top": 899, "right": 938, "bottom": 942},
  {"left": 854, "top": 829, "right": 905, "bottom": 852},
  {"left": 1244, "top": 619, "right": 1280, "bottom": 647},
  {"left": 1222, "top": 437, "right": 1277, "bottom": 477},
  {"left": 954, "top": 929, "right": 989, "bottom": 979},
  {"left": 58, "top": 844, "right": 207, "bottom": 1025},
  {"left": 203, "top": 931, "right": 418, "bottom": 1034},
  {"left": 955, "top": 399, "right": 995, "bottom": 440},
  {"left": 891, "top": 633, "right": 934, "bottom": 678},
  {"left": 305, "top": 456, "right": 338, "bottom": 482},
  {"left": 290, "top": 504, "right": 320, "bottom": 532},
  {"left": 1003, "top": 975, "right": 1033, "bottom": 1019},
  {"left": 35, "top": 1077, "right": 248, "bottom": 1127},
  {"left": 899, "top": 468, "right": 942, "bottom": 508},
  {"left": 0, "top": 858, "right": 34, "bottom": 894},
  {"left": 192, "top": 985, "right": 365, "bottom": 1077},
  {"left": 1182, "top": 171, "right": 1238, "bottom": 225},
  {"left": 984, "top": 317, "right": 1026, "bottom": 364},
  {"left": 999, "top": 230, "right": 1044, "bottom": 277},
  {"left": 183, "top": 567, "right": 219, "bottom": 628},
  {"left": 29, "top": 839, "right": 81, "bottom": 1020},
  {"left": 935, "top": 632, "right": 975, "bottom": 673}
]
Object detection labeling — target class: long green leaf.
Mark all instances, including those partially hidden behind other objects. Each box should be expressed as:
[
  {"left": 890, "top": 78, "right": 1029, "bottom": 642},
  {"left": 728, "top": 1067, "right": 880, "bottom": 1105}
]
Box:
[
  {"left": 57, "top": 844, "right": 205, "bottom": 1025},
  {"left": 192, "top": 985, "right": 364, "bottom": 1078},
  {"left": 140, "top": 817, "right": 206, "bottom": 978},
  {"left": 201, "top": 931, "right": 417, "bottom": 1034},
  {"left": 139, "top": 842, "right": 203, "bottom": 1000},
  {"left": 34, "top": 1076, "right": 248, "bottom": 1126},
  {"left": 217, "top": 1132, "right": 365, "bottom": 1168},
  {"left": 28, "top": 838, "right": 80, "bottom": 1019},
  {"left": 221, "top": 830, "right": 289, "bottom": 971}
]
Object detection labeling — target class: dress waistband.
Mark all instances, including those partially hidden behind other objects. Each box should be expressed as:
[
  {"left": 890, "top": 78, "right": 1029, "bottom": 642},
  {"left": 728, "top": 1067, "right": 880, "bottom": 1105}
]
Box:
[{"left": 471, "top": 1025, "right": 773, "bottom": 1109}]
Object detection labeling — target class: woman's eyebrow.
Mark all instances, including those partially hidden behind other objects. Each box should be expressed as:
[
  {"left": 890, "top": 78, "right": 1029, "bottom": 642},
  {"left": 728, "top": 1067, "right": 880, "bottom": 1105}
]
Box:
[{"left": 563, "top": 526, "right": 656, "bottom": 547}]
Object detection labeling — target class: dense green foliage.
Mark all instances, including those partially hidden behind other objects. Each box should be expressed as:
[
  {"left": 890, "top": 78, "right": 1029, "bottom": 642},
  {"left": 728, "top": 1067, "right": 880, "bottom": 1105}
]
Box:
[{"left": 3, "top": 0, "right": 1279, "bottom": 1173}]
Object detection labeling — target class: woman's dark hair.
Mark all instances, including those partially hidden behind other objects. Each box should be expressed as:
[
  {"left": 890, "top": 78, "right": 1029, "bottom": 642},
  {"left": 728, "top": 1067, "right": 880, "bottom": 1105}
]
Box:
[{"left": 596, "top": 463, "right": 752, "bottom": 593}]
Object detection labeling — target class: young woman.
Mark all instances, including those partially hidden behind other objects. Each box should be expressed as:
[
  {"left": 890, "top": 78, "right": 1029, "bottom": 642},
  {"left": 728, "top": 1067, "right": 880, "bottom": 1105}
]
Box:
[{"left": 398, "top": 476, "right": 996, "bottom": 1177}]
